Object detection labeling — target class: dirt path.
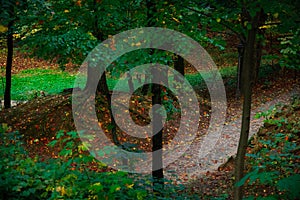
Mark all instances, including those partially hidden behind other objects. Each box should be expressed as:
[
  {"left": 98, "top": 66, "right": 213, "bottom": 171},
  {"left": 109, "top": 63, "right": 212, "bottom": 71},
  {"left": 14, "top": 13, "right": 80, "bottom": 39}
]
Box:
[{"left": 165, "top": 84, "right": 300, "bottom": 183}]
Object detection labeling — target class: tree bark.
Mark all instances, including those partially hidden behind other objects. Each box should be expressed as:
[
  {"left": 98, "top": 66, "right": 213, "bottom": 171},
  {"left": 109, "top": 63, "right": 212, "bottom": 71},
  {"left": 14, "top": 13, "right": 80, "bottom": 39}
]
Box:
[
  {"left": 252, "top": 9, "right": 266, "bottom": 82},
  {"left": 174, "top": 55, "right": 184, "bottom": 82},
  {"left": 141, "top": 74, "right": 151, "bottom": 95},
  {"left": 234, "top": 11, "right": 260, "bottom": 200},
  {"left": 236, "top": 42, "right": 244, "bottom": 98},
  {"left": 253, "top": 41, "right": 262, "bottom": 81},
  {"left": 85, "top": 64, "right": 119, "bottom": 146},
  {"left": 4, "top": 15, "right": 14, "bottom": 109},
  {"left": 127, "top": 73, "right": 134, "bottom": 94},
  {"left": 145, "top": 0, "right": 164, "bottom": 192},
  {"left": 87, "top": 0, "right": 118, "bottom": 146},
  {"left": 97, "top": 71, "right": 110, "bottom": 96},
  {"left": 84, "top": 64, "right": 109, "bottom": 95},
  {"left": 152, "top": 78, "right": 164, "bottom": 192}
]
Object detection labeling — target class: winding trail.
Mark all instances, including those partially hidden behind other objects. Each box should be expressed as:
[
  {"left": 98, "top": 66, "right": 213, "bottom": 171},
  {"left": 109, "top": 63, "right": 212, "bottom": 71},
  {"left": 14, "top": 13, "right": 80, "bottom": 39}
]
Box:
[{"left": 165, "top": 84, "right": 300, "bottom": 183}]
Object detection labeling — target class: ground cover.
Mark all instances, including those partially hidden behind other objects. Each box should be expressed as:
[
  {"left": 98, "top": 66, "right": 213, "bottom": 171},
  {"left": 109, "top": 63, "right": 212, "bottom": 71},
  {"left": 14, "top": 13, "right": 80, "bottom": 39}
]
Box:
[{"left": 0, "top": 51, "right": 299, "bottom": 199}]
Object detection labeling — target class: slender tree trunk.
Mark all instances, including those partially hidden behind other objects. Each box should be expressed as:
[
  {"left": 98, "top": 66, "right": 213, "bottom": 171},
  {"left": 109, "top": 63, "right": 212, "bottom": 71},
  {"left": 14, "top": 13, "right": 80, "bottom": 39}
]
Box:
[
  {"left": 97, "top": 71, "right": 110, "bottom": 96},
  {"left": 85, "top": 65, "right": 109, "bottom": 96},
  {"left": 98, "top": 71, "right": 119, "bottom": 145},
  {"left": 85, "top": 64, "right": 119, "bottom": 146},
  {"left": 234, "top": 11, "right": 260, "bottom": 200},
  {"left": 253, "top": 30, "right": 265, "bottom": 81},
  {"left": 127, "top": 73, "right": 134, "bottom": 94},
  {"left": 252, "top": 9, "right": 266, "bottom": 82},
  {"left": 236, "top": 42, "right": 244, "bottom": 98},
  {"left": 145, "top": 0, "right": 164, "bottom": 192},
  {"left": 89, "top": 0, "right": 119, "bottom": 146},
  {"left": 152, "top": 76, "right": 164, "bottom": 192},
  {"left": 141, "top": 74, "right": 150, "bottom": 95},
  {"left": 174, "top": 55, "right": 184, "bottom": 82},
  {"left": 4, "top": 20, "right": 14, "bottom": 109}
]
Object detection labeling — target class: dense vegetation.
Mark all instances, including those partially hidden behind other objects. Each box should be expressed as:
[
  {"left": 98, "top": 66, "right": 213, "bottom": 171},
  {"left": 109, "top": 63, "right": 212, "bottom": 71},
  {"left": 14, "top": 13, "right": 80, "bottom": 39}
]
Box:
[
  {"left": 0, "top": 0, "right": 299, "bottom": 199},
  {"left": 1, "top": 95, "right": 299, "bottom": 199}
]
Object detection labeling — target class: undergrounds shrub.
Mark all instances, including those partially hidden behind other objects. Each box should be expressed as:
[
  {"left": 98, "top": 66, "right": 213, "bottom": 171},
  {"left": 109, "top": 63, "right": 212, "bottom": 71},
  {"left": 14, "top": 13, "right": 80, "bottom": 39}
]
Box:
[
  {"left": 0, "top": 126, "right": 193, "bottom": 199},
  {"left": 237, "top": 97, "right": 300, "bottom": 199}
]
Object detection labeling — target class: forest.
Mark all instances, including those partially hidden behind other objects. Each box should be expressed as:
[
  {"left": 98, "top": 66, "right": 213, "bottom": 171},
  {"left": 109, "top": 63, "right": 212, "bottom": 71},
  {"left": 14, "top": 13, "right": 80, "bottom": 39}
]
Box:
[{"left": 0, "top": 0, "right": 299, "bottom": 199}]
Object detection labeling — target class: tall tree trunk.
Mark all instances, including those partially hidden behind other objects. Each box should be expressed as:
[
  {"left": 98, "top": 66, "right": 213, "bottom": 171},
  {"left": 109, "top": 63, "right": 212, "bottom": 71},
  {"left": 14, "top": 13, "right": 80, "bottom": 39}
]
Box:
[
  {"left": 236, "top": 42, "right": 244, "bottom": 98},
  {"left": 4, "top": 16, "right": 14, "bottom": 109},
  {"left": 84, "top": 65, "right": 109, "bottom": 96},
  {"left": 234, "top": 11, "right": 260, "bottom": 200},
  {"left": 152, "top": 72, "right": 164, "bottom": 192},
  {"left": 141, "top": 74, "right": 151, "bottom": 95},
  {"left": 252, "top": 9, "right": 266, "bottom": 83},
  {"left": 253, "top": 41, "right": 262, "bottom": 81},
  {"left": 174, "top": 55, "right": 184, "bottom": 82},
  {"left": 85, "top": 64, "right": 119, "bottom": 146},
  {"left": 145, "top": 0, "right": 164, "bottom": 192},
  {"left": 97, "top": 71, "right": 110, "bottom": 96},
  {"left": 127, "top": 73, "right": 134, "bottom": 94},
  {"left": 88, "top": 0, "right": 119, "bottom": 146}
]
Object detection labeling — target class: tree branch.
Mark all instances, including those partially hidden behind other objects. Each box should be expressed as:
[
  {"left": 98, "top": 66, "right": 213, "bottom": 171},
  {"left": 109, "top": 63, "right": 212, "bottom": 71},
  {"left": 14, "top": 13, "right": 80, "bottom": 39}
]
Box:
[{"left": 182, "top": 5, "right": 246, "bottom": 43}]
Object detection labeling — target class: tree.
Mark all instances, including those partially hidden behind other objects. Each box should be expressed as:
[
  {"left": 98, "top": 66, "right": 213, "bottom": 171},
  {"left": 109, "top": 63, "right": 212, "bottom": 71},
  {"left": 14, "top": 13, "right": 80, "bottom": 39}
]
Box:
[
  {"left": 174, "top": 55, "right": 184, "bottom": 82},
  {"left": 234, "top": 6, "right": 262, "bottom": 199},
  {"left": 4, "top": 11, "right": 13, "bottom": 109},
  {"left": 19, "top": 0, "right": 144, "bottom": 145},
  {"left": 14, "top": 1, "right": 299, "bottom": 198},
  {"left": 0, "top": 0, "right": 29, "bottom": 108},
  {"left": 234, "top": 1, "right": 299, "bottom": 198},
  {"left": 143, "top": 0, "right": 165, "bottom": 192},
  {"left": 167, "top": 1, "right": 299, "bottom": 199},
  {"left": 1, "top": 0, "right": 15, "bottom": 109}
]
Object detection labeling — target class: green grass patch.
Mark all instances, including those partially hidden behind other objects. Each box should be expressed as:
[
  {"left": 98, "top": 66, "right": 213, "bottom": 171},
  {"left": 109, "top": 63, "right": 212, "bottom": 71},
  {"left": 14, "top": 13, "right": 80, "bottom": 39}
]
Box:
[
  {"left": 0, "top": 66, "right": 242, "bottom": 101},
  {"left": 0, "top": 69, "right": 79, "bottom": 100}
]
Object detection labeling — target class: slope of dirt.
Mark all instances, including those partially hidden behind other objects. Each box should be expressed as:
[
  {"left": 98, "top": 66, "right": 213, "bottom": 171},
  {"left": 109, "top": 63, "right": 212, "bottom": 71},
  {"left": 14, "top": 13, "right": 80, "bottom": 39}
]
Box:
[
  {"left": 0, "top": 49, "right": 299, "bottom": 198},
  {"left": 0, "top": 94, "right": 74, "bottom": 159},
  {"left": 0, "top": 69, "right": 298, "bottom": 162}
]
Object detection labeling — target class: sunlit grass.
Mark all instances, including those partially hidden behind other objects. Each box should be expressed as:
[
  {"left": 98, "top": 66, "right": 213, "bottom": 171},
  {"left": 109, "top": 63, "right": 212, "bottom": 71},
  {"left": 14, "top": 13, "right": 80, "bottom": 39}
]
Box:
[
  {"left": 0, "top": 69, "right": 79, "bottom": 100},
  {"left": 0, "top": 66, "right": 239, "bottom": 101}
]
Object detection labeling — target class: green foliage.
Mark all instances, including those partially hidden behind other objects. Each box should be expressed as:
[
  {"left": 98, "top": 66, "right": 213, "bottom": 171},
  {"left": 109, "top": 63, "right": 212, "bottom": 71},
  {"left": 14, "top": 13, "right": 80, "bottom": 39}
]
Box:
[
  {"left": 257, "top": 64, "right": 280, "bottom": 79},
  {"left": 254, "top": 105, "right": 277, "bottom": 120},
  {"left": 0, "top": 125, "right": 195, "bottom": 199},
  {"left": 18, "top": 0, "right": 145, "bottom": 69},
  {"left": 238, "top": 99, "right": 300, "bottom": 199},
  {"left": 279, "top": 30, "right": 300, "bottom": 70}
]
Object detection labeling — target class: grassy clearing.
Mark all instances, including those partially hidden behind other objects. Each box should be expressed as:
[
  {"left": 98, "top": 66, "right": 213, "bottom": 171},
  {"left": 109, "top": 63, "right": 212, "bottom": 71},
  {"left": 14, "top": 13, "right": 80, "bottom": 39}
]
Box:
[
  {"left": 0, "top": 66, "right": 239, "bottom": 101},
  {"left": 0, "top": 69, "right": 78, "bottom": 100}
]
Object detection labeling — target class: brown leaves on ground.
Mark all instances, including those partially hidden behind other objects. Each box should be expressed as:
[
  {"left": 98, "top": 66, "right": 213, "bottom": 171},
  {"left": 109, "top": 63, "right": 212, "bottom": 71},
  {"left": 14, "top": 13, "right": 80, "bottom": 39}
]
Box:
[
  {"left": 0, "top": 52, "right": 299, "bottom": 198},
  {"left": 0, "top": 50, "right": 79, "bottom": 75},
  {"left": 0, "top": 50, "right": 58, "bottom": 75},
  {"left": 185, "top": 74, "right": 300, "bottom": 198},
  {"left": 0, "top": 94, "right": 74, "bottom": 159}
]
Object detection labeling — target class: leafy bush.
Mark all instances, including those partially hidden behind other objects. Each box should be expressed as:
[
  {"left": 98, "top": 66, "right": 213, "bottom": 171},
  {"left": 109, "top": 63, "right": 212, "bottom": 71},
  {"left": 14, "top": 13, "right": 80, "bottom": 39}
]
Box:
[
  {"left": 0, "top": 125, "right": 194, "bottom": 199},
  {"left": 237, "top": 98, "right": 300, "bottom": 199},
  {"left": 279, "top": 30, "right": 300, "bottom": 70}
]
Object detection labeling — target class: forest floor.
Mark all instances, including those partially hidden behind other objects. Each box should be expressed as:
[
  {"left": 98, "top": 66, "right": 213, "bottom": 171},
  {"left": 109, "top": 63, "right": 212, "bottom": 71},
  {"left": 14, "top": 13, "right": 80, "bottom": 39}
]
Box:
[
  {"left": 180, "top": 82, "right": 300, "bottom": 198},
  {"left": 166, "top": 82, "right": 300, "bottom": 176},
  {"left": 0, "top": 52, "right": 299, "bottom": 198}
]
